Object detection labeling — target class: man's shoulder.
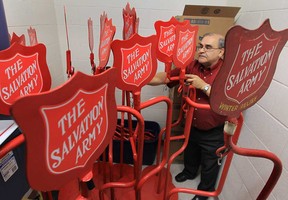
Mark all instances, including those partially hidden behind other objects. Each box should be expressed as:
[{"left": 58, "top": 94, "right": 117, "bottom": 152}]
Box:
[{"left": 186, "top": 60, "right": 200, "bottom": 72}]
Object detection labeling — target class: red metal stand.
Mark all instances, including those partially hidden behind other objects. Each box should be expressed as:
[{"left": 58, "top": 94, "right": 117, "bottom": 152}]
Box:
[
  {"left": 166, "top": 104, "right": 242, "bottom": 199},
  {"left": 165, "top": 87, "right": 282, "bottom": 199},
  {"left": 97, "top": 95, "right": 176, "bottom": 200},
  {"left": 134, "top": 96, "right": 176, "bottom": 200}
]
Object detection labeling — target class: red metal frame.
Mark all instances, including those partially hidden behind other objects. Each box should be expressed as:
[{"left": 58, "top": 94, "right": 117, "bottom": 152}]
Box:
[
  {"left": 135, "top": 95, "right": 175, "bottom": 200},
  {"left": 99, "top": 105, "right": 145, "bottom": 200},
  {"left": 0, "top": 132, "right": 53, "bottom": 200},
  {"left": 165, "top": 86, "right": 282, "bottom": 200},
  {"left": 99, "top": 92, "right": 174, "bottom": 200}
]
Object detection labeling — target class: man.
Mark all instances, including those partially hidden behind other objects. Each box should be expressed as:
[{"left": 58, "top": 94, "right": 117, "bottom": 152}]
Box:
[{"left": 149, "top": 33, "right": 226, "bottom": 200}]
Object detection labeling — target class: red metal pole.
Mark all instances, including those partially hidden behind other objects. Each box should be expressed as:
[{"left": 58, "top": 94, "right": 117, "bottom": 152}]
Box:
[
  {"left": 137, "top": 96, "right": 173, "bottom": 199},
  {"left": 0, "top": 134, "right": 25, "bottom": 158},
  {"left": 99, "top": 105, "right": 145, "bottom": 200}
]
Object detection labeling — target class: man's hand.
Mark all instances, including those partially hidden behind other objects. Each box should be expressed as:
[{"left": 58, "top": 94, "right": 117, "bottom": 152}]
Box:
[
  {"left": 185, "top": 74, "right": 206, "bottom": 89},
  {"left": 185, "top": 74, "right": 211, "bottom": 96}
]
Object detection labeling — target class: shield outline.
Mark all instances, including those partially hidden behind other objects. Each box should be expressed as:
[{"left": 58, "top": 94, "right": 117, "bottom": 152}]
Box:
[
  {"left": 120, "top": 43, "right": 153, "bottom": 87},
  {"left": 224, "top": 33, "right": 280, "bottom": 104},
  {"left": 41, "top": 84, "right": 109, "bottom": 174}
]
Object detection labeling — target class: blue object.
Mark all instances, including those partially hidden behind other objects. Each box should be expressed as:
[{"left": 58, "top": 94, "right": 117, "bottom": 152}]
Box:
[
  {"left": 0, "top": 0, "right": 10, "bottom": 50},
  {"left": 113, "top": 119, "right": 160, "bottom": 165}
]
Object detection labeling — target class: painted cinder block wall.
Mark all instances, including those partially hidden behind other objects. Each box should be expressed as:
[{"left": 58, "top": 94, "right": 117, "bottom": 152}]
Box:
[
  {"left": 220, "top": 1, "right": 288, "bottom": 199},
  {"left": 2, "top": 0, "right": 288, "bottom": 199},
  {"left": 3, "top": 0, "right": 65, "bottom": 88}
]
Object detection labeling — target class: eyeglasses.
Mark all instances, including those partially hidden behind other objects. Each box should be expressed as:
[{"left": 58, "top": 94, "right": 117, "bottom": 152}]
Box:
[{"left": 196, "top": 44, "right": 221, "bottom": 52}]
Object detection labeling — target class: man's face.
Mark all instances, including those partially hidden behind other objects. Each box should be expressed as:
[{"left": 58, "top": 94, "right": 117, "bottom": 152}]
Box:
[{"left": 197, "top": 35, "right": 224, "bottom": 68}]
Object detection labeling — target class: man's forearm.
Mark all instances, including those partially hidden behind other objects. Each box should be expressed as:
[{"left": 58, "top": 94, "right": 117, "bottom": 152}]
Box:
[{"left": 148, "top": 72, "right": 168, "bottom": 86}]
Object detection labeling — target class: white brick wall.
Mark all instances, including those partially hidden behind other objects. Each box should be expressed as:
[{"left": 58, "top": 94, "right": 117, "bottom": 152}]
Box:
[
  {"left": 2, "top": 0, "right": 287, "bottom": 199},
  {"left": 221, "top": 1, "right": 288, "bottom": 199}
]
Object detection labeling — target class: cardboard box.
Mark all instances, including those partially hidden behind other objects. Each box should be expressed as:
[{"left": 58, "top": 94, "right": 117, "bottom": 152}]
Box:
[{"left": 176, "top": 5, "right": 240, "bottom": 42}]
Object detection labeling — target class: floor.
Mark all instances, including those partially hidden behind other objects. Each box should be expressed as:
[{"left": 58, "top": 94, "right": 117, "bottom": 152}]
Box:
[
  {"left": 170, "top": 164, "right": 217, "bottom": 200},
  {"left": 167, "top": 140, "right": 218, "bottom": 200},
  {"left": 17, "top": 136, "right": 218, "bottom": 200}
]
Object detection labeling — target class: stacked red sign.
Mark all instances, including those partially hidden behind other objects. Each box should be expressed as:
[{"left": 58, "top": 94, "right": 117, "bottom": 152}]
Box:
[
  {"left": 173, "top": 22, "right": 198, "bottom": 69},
  {"left": 122, "top": 3, "right": 139, "bottom": 40},
  {"left": 98, "top": 13, "right": 116, "bottom": 70},
  {"left": 154, "top": 17, "right": 189, "bottom": 63}
]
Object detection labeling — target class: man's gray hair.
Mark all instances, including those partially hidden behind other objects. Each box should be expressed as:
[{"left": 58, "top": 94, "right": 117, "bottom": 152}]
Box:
[{"left": 201, "top": 32, "right": 225, "bottom": 48}]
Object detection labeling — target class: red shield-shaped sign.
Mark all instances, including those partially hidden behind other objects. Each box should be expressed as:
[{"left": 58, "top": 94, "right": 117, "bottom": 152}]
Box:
[
  {"left": 173, "top": 23, "right": 198, "bottom": 69},
  {"left": 10, "top": 32, "right": 26, "bottom": 46},
  {"left": 123, "top": 14, "right": 135, "bottom": 40},
  {"left": 122, "top": 3, "right": 137, "bottom": 40},
  {"left": 0, "top": 53, "right": 43, "bottom": 104},
  {"left": 98, "top": 18, "right": 116, "bottom": 68},
  {"left": 154, "top": 17, "right": 189, "bottom": 63},
  {"left": 27, "top": 27, "right": 38, "bottom": 46},
  {"left": 111, "top": 33, "right": 157, "bottom": 91},
  {"left": 225, "top": 34, "right": 279, "bottom": 103},
  {"left": 10, "top": 68, "right": 118, "bottom": 191},
  {"left": 210, "top": 19, "right": 288, "bottom": 117},
  {"left": 42, "top": 86, "right": 108, "bottom": 174},
  {"left": 0, "top": 43, "right": 51, "bottom": 115}
]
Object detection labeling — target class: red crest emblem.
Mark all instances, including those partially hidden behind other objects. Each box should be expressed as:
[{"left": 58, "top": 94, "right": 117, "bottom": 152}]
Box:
[
  {"left": 225, "top": 34, "right": 279, "bottom": 103},
  {"left": 111, "top": 33, "right": 157, "bottom": 91},
  {"left": 173, "top": 23, "right": 198, "bottom": 69},
  {"left": 0, "top": 43, "right": 51, "bottom": 115},
  {"left": 42, "top": 85, "right": 108, "bottom": 173},
  {"left": 98, "top": 18, "right": 116, "bottom": 68},
  {"left": 210, "top": 19, "right": 288, "bottom": 117},
  {"left": 157, "top": 25, "right": 176, "bottom": 59},
  {"left": 0, "top": 53, "right": 43, "bottom": 104},
  {"left": 10, "top": 69, "right": 117, "bottom": 191}
]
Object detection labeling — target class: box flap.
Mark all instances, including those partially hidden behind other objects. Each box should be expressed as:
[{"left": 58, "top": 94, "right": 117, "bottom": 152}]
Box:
[{"left": 183, "top": 5, "right": 240, "bottom": 18}]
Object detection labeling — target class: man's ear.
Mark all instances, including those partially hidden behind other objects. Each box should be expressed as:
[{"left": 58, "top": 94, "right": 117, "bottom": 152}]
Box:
[{"left": 219, "top": 48, "right": 225, "bottom": 59}]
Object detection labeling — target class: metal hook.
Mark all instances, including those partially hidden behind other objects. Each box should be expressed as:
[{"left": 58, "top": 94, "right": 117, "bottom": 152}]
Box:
[{"left": 217, "top": 146, "right": 231, "bottom": 165}]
